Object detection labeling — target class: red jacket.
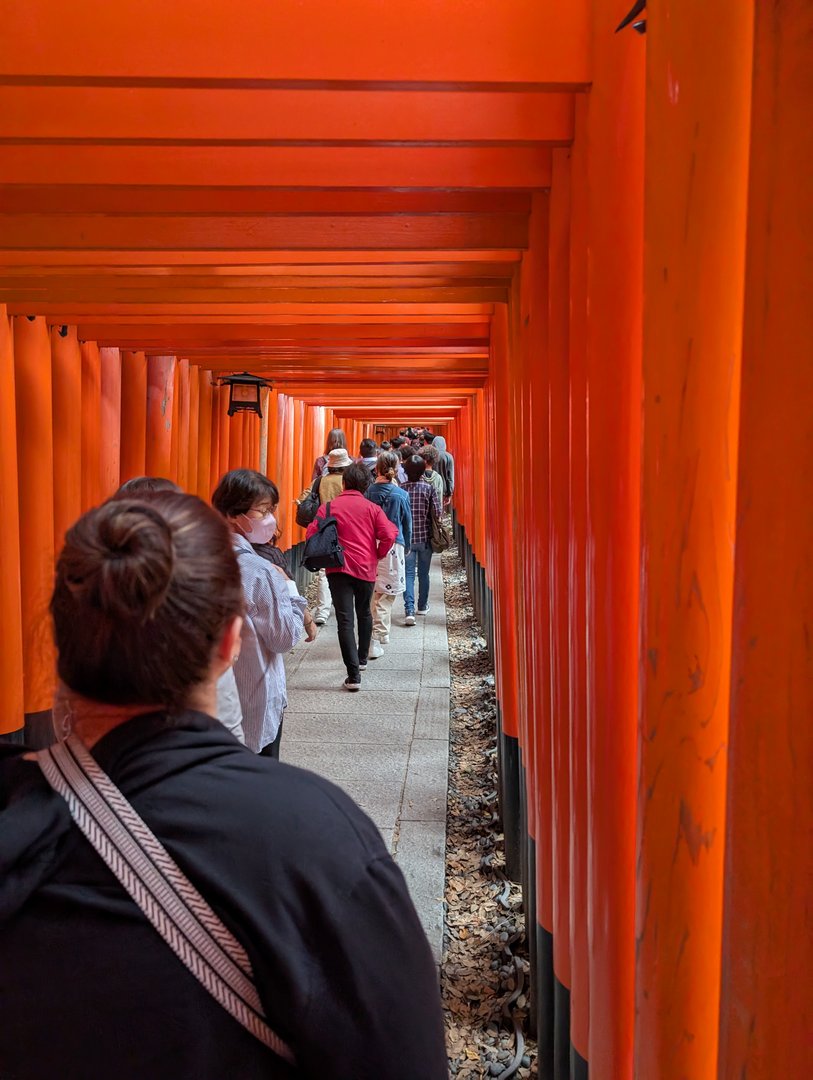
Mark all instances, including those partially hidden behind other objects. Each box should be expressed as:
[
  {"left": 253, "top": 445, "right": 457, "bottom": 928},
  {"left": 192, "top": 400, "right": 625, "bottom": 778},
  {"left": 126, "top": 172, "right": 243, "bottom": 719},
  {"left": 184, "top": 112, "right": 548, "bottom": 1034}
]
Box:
[{"left": 306, "top": 489, "right": 397, "bottom": 582}]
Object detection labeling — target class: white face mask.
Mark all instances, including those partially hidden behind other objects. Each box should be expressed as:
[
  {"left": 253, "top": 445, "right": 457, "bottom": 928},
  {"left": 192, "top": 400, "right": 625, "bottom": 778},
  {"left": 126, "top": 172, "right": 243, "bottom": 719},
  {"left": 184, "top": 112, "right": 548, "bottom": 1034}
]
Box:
[{"left": 238, "top": 512, "right": 277, "bottom": 545}]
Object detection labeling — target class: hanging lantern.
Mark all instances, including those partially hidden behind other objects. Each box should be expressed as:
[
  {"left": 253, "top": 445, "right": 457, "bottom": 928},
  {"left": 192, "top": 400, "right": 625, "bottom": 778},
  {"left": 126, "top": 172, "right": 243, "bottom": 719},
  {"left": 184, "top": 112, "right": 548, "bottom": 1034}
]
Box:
[{"left": 220, "top": 372, "right": 272, "bottom": 418}]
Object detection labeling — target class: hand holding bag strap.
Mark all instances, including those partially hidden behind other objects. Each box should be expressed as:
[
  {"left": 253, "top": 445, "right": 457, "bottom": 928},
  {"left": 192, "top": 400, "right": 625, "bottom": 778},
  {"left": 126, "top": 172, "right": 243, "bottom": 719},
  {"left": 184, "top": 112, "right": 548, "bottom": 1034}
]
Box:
[{"left": 36, "top": 735, "right": 295, "bottom": 1066}]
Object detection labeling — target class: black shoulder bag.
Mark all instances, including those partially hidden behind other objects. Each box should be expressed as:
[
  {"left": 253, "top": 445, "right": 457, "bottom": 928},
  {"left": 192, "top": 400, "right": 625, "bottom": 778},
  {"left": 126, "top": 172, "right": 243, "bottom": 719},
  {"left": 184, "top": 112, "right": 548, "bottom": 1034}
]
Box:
[
  {"left": 295, "top": 477, "right": 322, "bottom": 528},
  {"left": 303, "top": 501, "right": 346, "bottom": 571}
]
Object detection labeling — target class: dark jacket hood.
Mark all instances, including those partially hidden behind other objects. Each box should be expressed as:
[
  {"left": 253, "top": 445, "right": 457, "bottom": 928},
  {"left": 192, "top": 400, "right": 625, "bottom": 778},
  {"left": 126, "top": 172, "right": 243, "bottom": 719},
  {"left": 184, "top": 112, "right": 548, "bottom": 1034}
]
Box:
[{"left": 0, "top": 743, "right": 73, "bottom": 922}]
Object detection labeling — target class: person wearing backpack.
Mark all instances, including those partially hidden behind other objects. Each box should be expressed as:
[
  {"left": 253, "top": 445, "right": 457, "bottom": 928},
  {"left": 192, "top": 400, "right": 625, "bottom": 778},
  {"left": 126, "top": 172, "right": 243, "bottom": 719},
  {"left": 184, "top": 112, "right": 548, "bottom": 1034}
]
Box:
[
  {"left": 364, "top": 451, "right": 411, "bottom": 656},
  {"left": 309, "top": 446, "right": 353, "bottom": 625},
  {"left": 306, "top": 463, "right": 397, "bottom": 691}
]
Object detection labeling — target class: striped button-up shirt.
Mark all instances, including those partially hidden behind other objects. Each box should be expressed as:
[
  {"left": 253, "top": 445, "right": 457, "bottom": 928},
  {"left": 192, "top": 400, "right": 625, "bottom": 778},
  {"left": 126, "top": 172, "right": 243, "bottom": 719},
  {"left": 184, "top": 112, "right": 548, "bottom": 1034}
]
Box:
[{"left": 231, "top": 533, "right": 306, "bottom": 752}]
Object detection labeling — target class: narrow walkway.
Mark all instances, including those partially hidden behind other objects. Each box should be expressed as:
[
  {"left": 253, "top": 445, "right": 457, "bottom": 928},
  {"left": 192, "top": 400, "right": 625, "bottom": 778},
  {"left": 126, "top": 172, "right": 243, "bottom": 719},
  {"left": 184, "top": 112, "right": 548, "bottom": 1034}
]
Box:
[{"left": 282, "top": 563, "right": 449, "bottom": 961}]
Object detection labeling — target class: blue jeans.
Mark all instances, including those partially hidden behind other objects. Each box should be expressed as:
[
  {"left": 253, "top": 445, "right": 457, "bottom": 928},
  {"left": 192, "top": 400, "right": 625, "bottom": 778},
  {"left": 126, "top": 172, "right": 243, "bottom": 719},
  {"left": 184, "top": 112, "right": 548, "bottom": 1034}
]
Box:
[{"left": 404, "top": 543, "right": 433, "bottom": 614}]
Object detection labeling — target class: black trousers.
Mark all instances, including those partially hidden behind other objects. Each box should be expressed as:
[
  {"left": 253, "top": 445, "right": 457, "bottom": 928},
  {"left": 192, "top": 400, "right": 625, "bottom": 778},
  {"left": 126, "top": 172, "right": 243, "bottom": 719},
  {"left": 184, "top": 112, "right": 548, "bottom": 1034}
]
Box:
[
  {"left": 328, "top": 572, "right": 375, "bottom": 680},
  {"left": 259, "top": 718, "right": 284, "bottom": 760}
]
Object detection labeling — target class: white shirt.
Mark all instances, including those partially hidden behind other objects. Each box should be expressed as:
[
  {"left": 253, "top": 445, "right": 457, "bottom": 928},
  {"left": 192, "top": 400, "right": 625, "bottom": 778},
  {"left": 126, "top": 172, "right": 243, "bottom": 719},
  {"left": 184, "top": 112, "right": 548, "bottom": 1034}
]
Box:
[{"left": 215, "top": 669, "right": 245, "bottom": 744}]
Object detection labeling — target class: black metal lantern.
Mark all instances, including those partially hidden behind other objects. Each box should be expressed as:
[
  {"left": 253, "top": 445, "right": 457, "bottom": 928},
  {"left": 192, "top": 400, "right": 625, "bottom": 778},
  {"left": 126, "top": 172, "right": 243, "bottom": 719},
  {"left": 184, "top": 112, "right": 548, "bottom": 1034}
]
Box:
[{"left": 220, "top": 372, "right": 272, "bottom": 418}]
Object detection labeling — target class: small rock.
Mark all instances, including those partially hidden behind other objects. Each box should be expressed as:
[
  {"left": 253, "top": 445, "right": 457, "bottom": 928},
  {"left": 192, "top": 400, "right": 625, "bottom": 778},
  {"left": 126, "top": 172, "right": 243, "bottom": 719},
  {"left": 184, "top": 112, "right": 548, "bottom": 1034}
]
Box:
[
  {"left": 489, "top": 1064, "right": 504, "bottom": 1077},
  {"left": 521, "top": 1055, "right": 531, "bottom": 1068}
]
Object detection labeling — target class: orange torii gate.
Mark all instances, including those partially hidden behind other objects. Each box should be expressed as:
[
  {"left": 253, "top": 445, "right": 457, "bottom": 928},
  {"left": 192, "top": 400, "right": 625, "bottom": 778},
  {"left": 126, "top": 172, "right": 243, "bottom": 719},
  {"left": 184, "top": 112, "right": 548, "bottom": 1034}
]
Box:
[{"left": 0, "top": 1, "right": 811, "bottom": 1078}]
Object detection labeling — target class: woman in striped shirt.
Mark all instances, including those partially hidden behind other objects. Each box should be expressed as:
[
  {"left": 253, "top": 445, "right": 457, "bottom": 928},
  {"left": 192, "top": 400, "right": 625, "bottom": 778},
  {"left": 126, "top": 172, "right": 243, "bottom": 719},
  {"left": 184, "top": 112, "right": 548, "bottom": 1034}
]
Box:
[{"left": 213, "top": 469, "right": 310, "bottom": 758}]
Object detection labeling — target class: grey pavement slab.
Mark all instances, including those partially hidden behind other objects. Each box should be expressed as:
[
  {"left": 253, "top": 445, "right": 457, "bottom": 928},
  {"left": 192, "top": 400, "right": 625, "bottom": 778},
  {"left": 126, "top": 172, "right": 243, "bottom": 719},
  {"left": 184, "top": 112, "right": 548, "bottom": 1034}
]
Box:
[
  {"left": 282, "top": 561, "right": 450, "bottom": 962},
  {"left": 328, "top": 780, "right": 403, "bottom": 831},
  {"left": 282, "top": 711, "right": 415, "bottom": 745},
  {"left": 286, "top": 689, "right": 419, "bottom": 713},
  {"left": 401, "top": 739, "right": 450, "bottom": 823},
  {"left": 421, "top": 649, "right": 451, "bottom": 688},
  {"left": 394, "top": 820, "right": 447, "bottom": 964},
  {"left": 415, "top": 687, "right": 451, "bottom": 741},
  {"left": 281, "top": 741, "right": 409, "bottom": 783},
  {"left": 291, "top": 668, "right": 422, "bottom": 692}
]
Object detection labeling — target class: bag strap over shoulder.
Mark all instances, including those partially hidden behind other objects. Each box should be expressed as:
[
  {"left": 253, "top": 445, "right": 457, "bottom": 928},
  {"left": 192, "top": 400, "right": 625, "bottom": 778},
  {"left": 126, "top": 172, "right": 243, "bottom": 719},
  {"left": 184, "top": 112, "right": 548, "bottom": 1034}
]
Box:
[{"left": 36, "top": 735, "right": 295, "bottom": 1066}]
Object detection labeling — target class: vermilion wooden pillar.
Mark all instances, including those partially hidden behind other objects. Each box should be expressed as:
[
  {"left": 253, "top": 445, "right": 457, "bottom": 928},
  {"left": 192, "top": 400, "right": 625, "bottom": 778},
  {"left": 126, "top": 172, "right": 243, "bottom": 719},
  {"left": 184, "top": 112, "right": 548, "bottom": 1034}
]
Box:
[
  {"left": 488, "top": 305, "right": 522, "bottom": 882},
  {"left": 217, "top": 385, "right": 231, "bottom": 479},
  {"left": 196, "top": 369, "right": 213, "bottom": 499},
  {"left": 567, "top": 95, "right": 590, "bottom": 1077},
  {"left": 547, "top": 148, "right": 572, "bottom": 1080},
  {"left": 519, "top": 194, "right": 552, "bottom": 1063},
  {"left": 313, "top": 407, "right": 326, "bottom": 472},
  {"left": 259, "top": 389, "right": 270, "bottom": 475},
  {"left": 187, "top": 364, "right": 200, "bottom": 494},
  {"left": 228, "top": 410, "right": 244, "bottom": 470},
  {"left": 81, "top": 341, "right": 102, "bottom": 510},
  {"left": 268, "top": 389, "right": 282, "bottom": 481},
  {"left": 302, "top": 405, "right": 314, "bottom": 486},
  {"left": 120, "top": 350, "right": 147, "bottom": 483},
  {"left": 50, "top": 325, "right": 82, "bottom": 551},
  {"left": 280, "top": 395, "right": 295, "bottom": 550},
  {"left": 169, "top": 361, "right": 181, "bottom": 481},
  {"left": 145, "top": 355, "right": 176, "bottom": 479},
  {"left": 99, "top": 347, "right": 122, "bottom": 499},
  {"left": 719, "top": 4, "right": 813, "bottom": 1076},
  {"left": 584, "top": 3, "right": 644, "bottom": 1075},
  {"left": 176, "top": 358, "right": 190, "bottom": 490},
  {"left": 209, "top": 381, "right": 222, "bottom": 496},
  {"left": 13, "top": 315, "right": 56, "bottom": 743},
  {"left": 635, "top": 3, "right": 753, "bottom": 1077},
  {"left": 248, "top": 413, "right": 261, "bottom": 472},
  {"left": 0, "top": 309, "right": 24, "bottom": 737}
]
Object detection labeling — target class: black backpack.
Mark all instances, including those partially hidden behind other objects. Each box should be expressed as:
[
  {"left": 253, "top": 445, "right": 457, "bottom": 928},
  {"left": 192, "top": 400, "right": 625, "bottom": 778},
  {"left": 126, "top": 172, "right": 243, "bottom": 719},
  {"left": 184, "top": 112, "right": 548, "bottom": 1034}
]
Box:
[
  {"left": 302, "top": 501, "right": 346, "bottom": 572},
  {"left": 295, "top": 477, "right": 321, "bottom": 528}
]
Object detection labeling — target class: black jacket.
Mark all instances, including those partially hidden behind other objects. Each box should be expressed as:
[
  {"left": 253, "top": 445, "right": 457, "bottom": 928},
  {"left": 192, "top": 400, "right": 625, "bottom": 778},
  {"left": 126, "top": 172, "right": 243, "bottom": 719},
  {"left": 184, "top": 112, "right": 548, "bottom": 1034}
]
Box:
[{"left": 0, "top": 712, "right": 448, "bottom": 1079}]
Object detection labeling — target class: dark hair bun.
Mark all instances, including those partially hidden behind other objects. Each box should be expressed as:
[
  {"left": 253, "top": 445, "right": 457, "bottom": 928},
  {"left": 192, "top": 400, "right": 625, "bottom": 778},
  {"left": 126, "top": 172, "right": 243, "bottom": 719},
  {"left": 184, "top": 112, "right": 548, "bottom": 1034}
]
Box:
[{"left": 63, "top": 501, "right": 174, "bottom": 624}]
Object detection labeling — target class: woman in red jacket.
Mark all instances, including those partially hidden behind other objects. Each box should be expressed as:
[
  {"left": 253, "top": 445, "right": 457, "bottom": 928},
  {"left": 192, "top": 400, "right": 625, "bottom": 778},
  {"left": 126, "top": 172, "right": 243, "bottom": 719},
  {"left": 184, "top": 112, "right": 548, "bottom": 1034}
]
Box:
[{"left": 306, "top": 462, "right": 397, "bottom": 691}]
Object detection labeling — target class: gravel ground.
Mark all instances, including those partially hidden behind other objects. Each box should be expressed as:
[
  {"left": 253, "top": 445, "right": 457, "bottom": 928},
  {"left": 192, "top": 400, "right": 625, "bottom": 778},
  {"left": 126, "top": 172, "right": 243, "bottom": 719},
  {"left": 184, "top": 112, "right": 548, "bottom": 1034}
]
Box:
[{"left": 441, "top": 541, "right": 536, "bottom": 1079}]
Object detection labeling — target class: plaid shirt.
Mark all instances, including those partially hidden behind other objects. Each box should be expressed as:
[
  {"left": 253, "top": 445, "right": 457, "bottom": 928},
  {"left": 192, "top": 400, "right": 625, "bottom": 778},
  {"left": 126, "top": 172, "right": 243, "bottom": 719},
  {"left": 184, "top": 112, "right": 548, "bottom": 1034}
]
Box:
[{"left": 402, "top": 479, "right": 442, "bottom": 547}]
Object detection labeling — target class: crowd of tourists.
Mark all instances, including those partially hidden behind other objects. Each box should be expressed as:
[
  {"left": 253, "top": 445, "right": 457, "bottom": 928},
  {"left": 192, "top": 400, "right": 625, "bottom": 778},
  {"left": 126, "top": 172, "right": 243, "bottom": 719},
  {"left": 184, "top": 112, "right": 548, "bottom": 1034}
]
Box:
[
  {"left": 0, "top": 424, "right": 454, "bottom": 1079},
  {"left": 302, "top": 426, "right": 453, "bottom": 690}
]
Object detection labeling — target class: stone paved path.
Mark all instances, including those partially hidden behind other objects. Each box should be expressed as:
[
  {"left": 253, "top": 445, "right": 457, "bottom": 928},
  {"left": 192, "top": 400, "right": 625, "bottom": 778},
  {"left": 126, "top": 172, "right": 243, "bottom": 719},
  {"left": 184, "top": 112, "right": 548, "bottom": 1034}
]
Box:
[{"left": 282, "top": 562, "right": 449, "bottom": 961}]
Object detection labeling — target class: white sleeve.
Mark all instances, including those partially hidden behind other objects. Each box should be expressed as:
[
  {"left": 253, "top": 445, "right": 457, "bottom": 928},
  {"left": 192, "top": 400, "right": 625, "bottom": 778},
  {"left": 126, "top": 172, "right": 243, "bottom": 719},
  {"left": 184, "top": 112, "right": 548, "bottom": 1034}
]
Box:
[{"left": 215, "top": 668, "right": 246, "bottom": 744}]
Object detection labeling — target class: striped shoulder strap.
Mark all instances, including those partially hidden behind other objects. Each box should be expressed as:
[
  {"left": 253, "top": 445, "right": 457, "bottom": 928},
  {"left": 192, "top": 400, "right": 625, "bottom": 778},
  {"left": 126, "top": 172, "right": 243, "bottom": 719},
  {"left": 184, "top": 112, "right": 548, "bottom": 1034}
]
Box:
[{"left": 36, "top": 735, "right": 295, "bottom": 1067}]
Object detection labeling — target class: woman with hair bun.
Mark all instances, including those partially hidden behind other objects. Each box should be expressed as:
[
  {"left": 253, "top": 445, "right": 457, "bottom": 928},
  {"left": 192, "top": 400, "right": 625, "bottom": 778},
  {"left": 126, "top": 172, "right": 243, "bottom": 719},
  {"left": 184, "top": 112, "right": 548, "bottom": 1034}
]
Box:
[
  {"left": 365, "top": 451, "right": 412, "bottom": 656},
  {"left": 112, "top": 474, "right": 246, "bottom": 746},
  {"left": 0, "top": 492, "right": 448, "bottom": 1080}
]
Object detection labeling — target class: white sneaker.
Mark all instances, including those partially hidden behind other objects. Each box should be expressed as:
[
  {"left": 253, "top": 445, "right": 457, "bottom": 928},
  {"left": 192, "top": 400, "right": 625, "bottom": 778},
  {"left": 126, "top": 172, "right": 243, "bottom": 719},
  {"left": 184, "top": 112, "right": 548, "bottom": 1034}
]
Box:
[
  {"left": 379, "top": 634, "right": 390, "bottom": 646},
  {"left": 404, "top": 614, "right": 416, "bottom": 626},
  {"left": 417, "top": 606, "right": 430, "bottom": 616},
  {"left": 369, "top": 640, "right": 384, "bottom": 659}
]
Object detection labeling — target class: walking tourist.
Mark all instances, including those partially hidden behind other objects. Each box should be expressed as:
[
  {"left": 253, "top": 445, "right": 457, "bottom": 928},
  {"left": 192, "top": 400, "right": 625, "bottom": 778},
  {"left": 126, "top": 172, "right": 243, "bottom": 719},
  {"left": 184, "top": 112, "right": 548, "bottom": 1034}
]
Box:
[
  {"left": 213, "top": 469, "right": 308, "bottom": 757},
  {"left": 306, "top": 463, "right": 397, "bottom": 690},
  {"left": 401, "top": 455, "right": 442, "bottom": 625},
  {"left": 364, "top": 451, "right": 412, "bottom": 656}
]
